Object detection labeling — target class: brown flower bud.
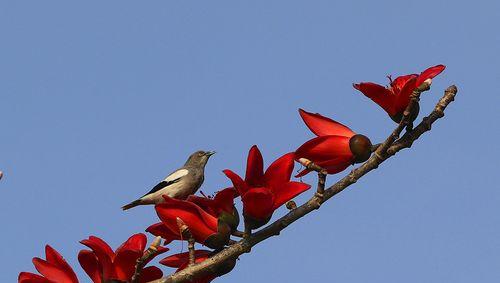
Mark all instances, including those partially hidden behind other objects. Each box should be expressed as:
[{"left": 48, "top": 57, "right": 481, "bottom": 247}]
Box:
[{"left": 349, "top": 134, "right": 372, "bottom": 163}]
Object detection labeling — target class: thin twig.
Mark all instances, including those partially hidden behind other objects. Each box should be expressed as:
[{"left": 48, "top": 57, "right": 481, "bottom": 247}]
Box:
[
  {"left": 177, "top": 218, "right": 196, "bottom": 266},
  {"left": 231, "top": 230, "right": 245, "bottom": 238},
  {"left": 131, "top": 236, "right": 162, "bottom": 283},
  {"left": 243, "top": 224, "right": 251, "bottom": 239},
  {"left": 315, "top": 171, "right": 327, "bottom": 203},
  {"left": 297, "top": 158, "right": 327, "bottom": 206},
  {"left": 148, "top": 85, "right": 458, "bottom": 283}
]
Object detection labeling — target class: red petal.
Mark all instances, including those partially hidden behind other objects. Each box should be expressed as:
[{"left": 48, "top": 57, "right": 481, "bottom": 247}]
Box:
[
  {"left": 113, "top": 250, "right": 140, "bottom": 281},
  {"left": 295, "top": 158, "right": 351, "bottom": 176},
  {"left": 18, "top": 272, "right": 51, "bottom": 283},
  {"left": 264, "top": 152, "right": 294, "bottom": 190},
  {"left": 115, "top": 233, "right": 147, "bottom": 255},
  {"left": 295, "top": 135, "right": 353, "bottom": 163},
  {"left": 317, "top": 155, "right": 353, "bottom": 174},
  {"left": 139, "top": 266, "right": 164, "bottom": 283},
  {"left": 159, "top": 250, "right": 211, "bottom": 268},
  {"left": 415, "top": 64, "right": 446, "bottom": 87},
  {"left": 187, "top": 195, "right": 217, "bottom": 216},
  {"left": 187, "top": 188, "right": 236, "bottom": 217},
  {"left": 87, "top": 236, "right": 114, "bottom": 259},
  {"left": 80, "top": 236, "right": 116, "bottom": 280},
  {"left": 113, "top": 234, "right": 147, "bottom": 281},
  {"left": 32, "top": 258, "right": 75, "bottom": 283},
  {"left": 156, "top": 197, "right": 218, "bottom": 243},
  {"left": 299, "top": 109, "right": 355, "bottom": 137},
  {"left": 353, "top": 83, "right": 397, "bottom": 116},
  {"left": 245, "top": 145, "right": 265, "bottom": 186},
  {"left": 394, "top": 76, "right": 417, "bottom": 114},
  {"left": 44, "top": 245, "right": 78, "bottom": 283},
  {"left": 146, "top": 222, "right": 181, "bottom": 244},
  {"left": 271, "top": 182, "right": 311, "bottom": 209},
  {"left": 78, "top": 250, "right": 102, "bottom": 283},
  {"left": 114, "top": 234, "right": 147, "bottom": 280},
  {"left": 223, "top": 169, "right": 248, "bottom": 196},
  {"left": 390, "top": 74, "right": 416, "bottom": 92},
  {"left": 212, "top": 188, "right": 237, "bottom": 214},
  {"left": 241, "top": 187, "right": 274, "bottom": 220}
]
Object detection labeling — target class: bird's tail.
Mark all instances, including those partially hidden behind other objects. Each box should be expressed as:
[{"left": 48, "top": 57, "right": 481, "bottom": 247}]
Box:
[{"left": 121, "top": 199, "right": 142, "bottom": 211}]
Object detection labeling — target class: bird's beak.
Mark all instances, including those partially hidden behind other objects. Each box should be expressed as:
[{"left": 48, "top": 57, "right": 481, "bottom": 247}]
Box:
[{"left": 206, "top": 151, "right": 216, "bottom": 157}]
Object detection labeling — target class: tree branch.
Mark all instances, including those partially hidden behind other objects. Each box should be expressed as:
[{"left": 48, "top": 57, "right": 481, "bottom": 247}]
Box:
[{"left": 148, "top": 85, "right": 458, "bottom": 283}]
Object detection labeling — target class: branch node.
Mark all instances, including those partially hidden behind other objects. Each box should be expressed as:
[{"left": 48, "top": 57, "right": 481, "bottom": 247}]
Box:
[{"left": 286, "top": 200, "right": 297, "bottom": 210}]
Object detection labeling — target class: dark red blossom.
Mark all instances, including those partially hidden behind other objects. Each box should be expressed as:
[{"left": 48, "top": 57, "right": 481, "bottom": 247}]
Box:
[
  {"left": 187, "top": 188, "right": 240, "bottom": 231},
  {"left": 295, "top": 109, "right": 372, "bottom": 177},
  {"left": 154, "top": 196, "right": 233, "bottom": 249},
  {"left": 78, "top": 233, "right": 167, "bottom": 283},
  {"left": 19, "top": 245, "right": 78, "bottom": 283},
  {"left": 223, "top": 146, "right": 311, "bottom": 228},
  {"left": 187, "top": 188, "right": 236, "bottom": 217},
  {"left": 160, "top": 250, "right": 236, "bottom": 283},
  {"left": 353, "top": 64, "right": 445, "bottom": 122}
]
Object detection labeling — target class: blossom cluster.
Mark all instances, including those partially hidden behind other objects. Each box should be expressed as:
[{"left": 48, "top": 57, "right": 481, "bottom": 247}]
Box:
[{"left": 19, "top": 65, "right": 445, "bottom": 283}]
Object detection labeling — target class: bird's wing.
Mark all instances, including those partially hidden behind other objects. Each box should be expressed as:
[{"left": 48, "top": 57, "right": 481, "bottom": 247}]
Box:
[
  {"left": 142, "top": 168, "right": 189, "bottom": 197},
  {"left": 164, "top": 168, "right": 189, "bottom": 183}
]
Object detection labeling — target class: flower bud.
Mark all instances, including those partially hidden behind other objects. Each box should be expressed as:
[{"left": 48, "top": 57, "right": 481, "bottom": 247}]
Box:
[{"left": 349, "top": 134, "right": 372, "bottom": 163}]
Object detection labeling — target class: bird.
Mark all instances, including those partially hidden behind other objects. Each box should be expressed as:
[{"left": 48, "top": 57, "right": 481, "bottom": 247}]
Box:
[{"left": 122, "top": 150, "right": 215, "bottom": 210}]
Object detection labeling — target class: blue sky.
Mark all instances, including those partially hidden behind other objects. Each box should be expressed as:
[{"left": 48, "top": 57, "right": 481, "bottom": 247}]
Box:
[{"left": 1, "top": 1, "right": 499, "bottom": 282}]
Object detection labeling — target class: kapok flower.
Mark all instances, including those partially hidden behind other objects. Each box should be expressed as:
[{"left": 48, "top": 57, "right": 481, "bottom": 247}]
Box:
[
  {"left": 78, "top": 233, "right": 167, "bottom": 283},
  {"left": 353, "top": 64, "right": 446, "bottom": 122},
  {"left": 295, "top": 109, "right": 372, "bottom": 177},
  {"left": 187, "top": 188, "right": 240, "bottom": 231},
  {"left": 160, "top": 250, "right": 236, "bottom": 283},
  {"left": 223, "top": 146, "right": 311, "bottom": 229},
  {"left": 154, "top": 196, "right": 232, "bottom": 249},
  {"left": 19, "top": 245, "right": 78, "bottom": 283}
]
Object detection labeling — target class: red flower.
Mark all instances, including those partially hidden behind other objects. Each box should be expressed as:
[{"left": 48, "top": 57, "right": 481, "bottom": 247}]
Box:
[
  {"left": 187, "top": 188, "right": 240, "bottom": 231},
  {"left": 223, "top": 146, "right": 311, "bottom": 229},
  {"left": 78, "top": 233, "right": 167, "bottom": 283},
  {"left": 187, "top": 188, "right": 236, "bottom": 218},
  {"left": 147, "top": 189, "right": 238, "bottom": 246},
  {"left": 295, "top": 109, "right": 372, "bottom": 177},
  {"left": 19, "top": 245, "right": 78, "bottom": 283},
  {"left": 160, "top": 250, "right": 236, "bottom": 283},
  {"left": 154, "top": 196, "right": 232, "bottom": 249},
  {"left": 353, "top": 64, "right": 446, "bottom": 122}
]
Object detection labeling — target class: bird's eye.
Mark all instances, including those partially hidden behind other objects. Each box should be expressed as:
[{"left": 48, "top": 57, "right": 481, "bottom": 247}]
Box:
[{"left": 198, "top": 152, "right": 204, "bottom": 156}]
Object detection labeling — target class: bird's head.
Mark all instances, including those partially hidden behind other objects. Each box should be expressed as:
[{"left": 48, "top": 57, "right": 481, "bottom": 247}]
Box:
[{"left": 185, "top": 150, "right": 216, "bottom": 167}]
